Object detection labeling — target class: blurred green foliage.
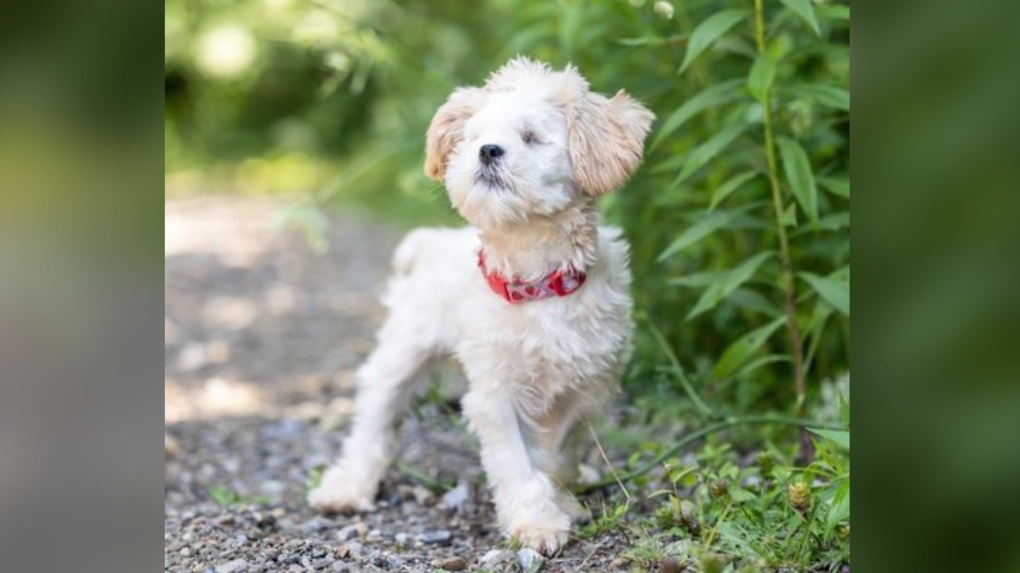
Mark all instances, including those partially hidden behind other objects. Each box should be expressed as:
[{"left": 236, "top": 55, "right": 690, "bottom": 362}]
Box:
[{"left": 164, "top": 0, "right": 849, "bottom": 420}]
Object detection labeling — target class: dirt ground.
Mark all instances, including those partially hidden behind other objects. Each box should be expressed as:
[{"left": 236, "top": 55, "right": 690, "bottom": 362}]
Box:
[{"left": 164, "top": 196, "right": 635, "bottom": 573}]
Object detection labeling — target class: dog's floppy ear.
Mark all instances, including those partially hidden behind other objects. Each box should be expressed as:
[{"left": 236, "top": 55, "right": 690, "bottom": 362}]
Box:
[
  {"left": 567, "top": 90, "right": 655, "bottom": 195},
  {"left": 424, "top": 87, "right": 485, "bottom": 181}
]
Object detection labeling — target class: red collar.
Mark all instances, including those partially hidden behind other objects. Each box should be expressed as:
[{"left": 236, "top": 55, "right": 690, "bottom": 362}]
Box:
[{"left": 477, "top": 250, "right": 587, "bottom": 304}]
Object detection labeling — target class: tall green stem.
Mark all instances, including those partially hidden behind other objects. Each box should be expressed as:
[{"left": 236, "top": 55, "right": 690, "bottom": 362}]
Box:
[{"left": 752, "top": 0, "right": 808, "bottom": 449}]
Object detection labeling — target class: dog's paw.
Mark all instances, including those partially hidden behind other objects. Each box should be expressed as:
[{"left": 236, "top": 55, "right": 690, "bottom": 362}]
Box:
[
  {"left": 511, "top": 522, "right": 570, "bottom": 556},
  {"left": 307, "top": 483, "right": 376, "bottom": 513},
  {"left": 307, "top": 467, "right": 378, "bottom": 513}
]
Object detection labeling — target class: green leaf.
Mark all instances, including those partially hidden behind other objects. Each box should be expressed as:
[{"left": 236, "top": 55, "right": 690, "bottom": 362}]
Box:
[
  {"left": 815, "top": 211, "right": 850, "bottom": 231},
  {"left": 728, "top": 287, "right": 783, "bottom": 317},
  {"left": 209, "top": 485, "right": 237, "bottom": 506},
  {"left": 800, "top": 271, "right": 850, "bottom": 316},
  {"left": 712, "top": 316, "right": 786, "bottom": 379},
  {"left": 830, "top": 265, "right": 850, "bottom": 282},
  {"left": 658, "top": 209, "right": 738, "bottom": 261},
  {"left": 686, "top": 251, "right": 774, "bottom": 319},
  {"left": 673, "top": 124, "right": 746, "bottom": 186},
  {"left": 709, "top": 170, "right": 759, "bottom": 211},
  {"left": 747, "top": 52, "right": 777, "bottom": 103},
  {"left": 779, "top": 201, "right": 798, "bottom": 227},
  {"left": 818, "top": 176, "right": 850, "bottom": 198},
  {"left": 802, "top": 299, "right": 834, "bottom": 372},
  {"left": 817, "top": 4, "right": 850, "bottom": 22},
  {"left": 776, "top": 136, "right": 819, "bottom": 223},
  {"left": 734, "top": 353, "right": 791, "bottom": 379},
  {"left": 840, "top": 391, "right": 850, "bottom": 427},
  {"left": 680, "top": 9, "right": 751, "bottom": 73},
  {"left": 827, "top": 483, "right": 850, "bottom": 530},
  {"left": 669, "top": 269, "right": 728, "bottom": 288},
  {"left": 792, "top": 211, "right": 849, "bottom": 235},
  {"left": 787, "top": 83, "right": 850, "bottom": 111},
  {"left": 652, "top": 79, "right": 745, "bottom": 149},
  {"left": 778, "top": 0, "right": 821, "bottom": 35},
  {"left": 617, "top": 35, "right": 685, "bottom": 47},
  {"left": 809, "top": 428, "right": 850, "bottom": 450}
]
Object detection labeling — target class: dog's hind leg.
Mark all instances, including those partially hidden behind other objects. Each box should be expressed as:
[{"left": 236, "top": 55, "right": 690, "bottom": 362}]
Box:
[{"left": 308, "top": 314, "right": 434, "bottom": 513}]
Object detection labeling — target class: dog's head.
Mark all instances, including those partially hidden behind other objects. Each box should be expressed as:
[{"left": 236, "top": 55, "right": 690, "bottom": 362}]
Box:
[{"left": 424, "top": 57, "right": 654, "bottom": 227}]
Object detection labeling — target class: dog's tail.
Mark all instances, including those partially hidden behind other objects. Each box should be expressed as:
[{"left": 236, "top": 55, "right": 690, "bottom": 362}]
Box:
[{"left": 390, "top": 229, "right": 431, "bottom": 276}]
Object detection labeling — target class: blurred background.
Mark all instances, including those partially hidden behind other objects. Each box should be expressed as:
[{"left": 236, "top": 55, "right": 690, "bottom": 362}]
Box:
[{"left": 164, "top": 0, "right": 850, "bottom": 415}]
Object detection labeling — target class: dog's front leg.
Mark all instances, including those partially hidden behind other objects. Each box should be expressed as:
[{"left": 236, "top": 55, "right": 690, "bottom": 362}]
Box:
[
  {"left": 308, "top": 334, "right": 430, "bottom": 513},
  {"left": 462, "top": 388, "right": 572, "bottom": 555}
]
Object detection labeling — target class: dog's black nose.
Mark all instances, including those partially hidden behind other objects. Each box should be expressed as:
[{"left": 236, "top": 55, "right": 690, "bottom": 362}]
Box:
[{"left": 479, "top": 144, "right": 505, "bottom": 165}]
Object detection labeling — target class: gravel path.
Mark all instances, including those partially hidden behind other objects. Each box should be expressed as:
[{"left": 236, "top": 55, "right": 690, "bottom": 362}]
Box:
[{"left": 164, "top": 197, "right": 633, "bottom": 573}]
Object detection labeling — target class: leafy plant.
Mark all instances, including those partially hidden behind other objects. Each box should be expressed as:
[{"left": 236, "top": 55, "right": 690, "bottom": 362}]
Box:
[
  {"left": 601, "top": 420, "right": 850, "bottom": 572},
  {"left": 579, "top": 500, "right": 632, "bottom": 539},
  {"left": 633, "top": 0, "right": 850, "bottom": 440}
]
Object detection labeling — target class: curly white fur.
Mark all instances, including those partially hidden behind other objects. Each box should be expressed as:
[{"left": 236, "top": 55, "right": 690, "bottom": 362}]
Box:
[{"left": 308, "top": 57, "right": 654, "bottom": 555}]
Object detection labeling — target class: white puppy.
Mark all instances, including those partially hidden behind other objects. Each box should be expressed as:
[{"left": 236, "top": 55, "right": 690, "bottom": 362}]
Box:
[{"left": 308, "top": 57, "right": 654, "bottom": 554}]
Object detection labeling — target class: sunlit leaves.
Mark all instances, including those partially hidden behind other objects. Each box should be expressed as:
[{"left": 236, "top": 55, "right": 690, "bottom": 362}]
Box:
[{"left": 680, "top": 9, "right": 751, "bottom": 73}]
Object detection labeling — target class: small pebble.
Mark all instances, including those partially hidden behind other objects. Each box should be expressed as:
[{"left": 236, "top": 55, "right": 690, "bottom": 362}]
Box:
[
  {"left": 411, "top": 485, "right": 435, "bottom": 505},
  {"left": 302, "top": 516, "right": 336, "bottom": 533},
  {"left": 517, "top": 547, "right": 545, "bottom": 573},
  {"left": 345, "top": 541, "right": 366, "bottom": 557},
  {"left": 337, "top": 523, "right": 366, "bottom": 541},
  {"left": 418, "top": 530, "right": 452, "bottom": 544},
  {"left": 215, "top": 558, "right": 249, "bottom": 573},
  {"left": 480, "top": 549, "right": 515, "bottom": 566},
  {"left": 441, "top": 483, "right": 470, "bottom": 511}
]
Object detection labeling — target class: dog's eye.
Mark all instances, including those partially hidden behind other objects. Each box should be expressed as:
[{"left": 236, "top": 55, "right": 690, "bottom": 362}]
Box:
[{"left": 522, "top": 131, "right": 539, "bottom": 144}]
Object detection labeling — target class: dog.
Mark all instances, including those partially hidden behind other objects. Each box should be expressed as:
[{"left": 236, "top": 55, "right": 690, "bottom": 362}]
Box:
[{"left": 308, "top": 56, "right": 654, "bottom": 555}]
